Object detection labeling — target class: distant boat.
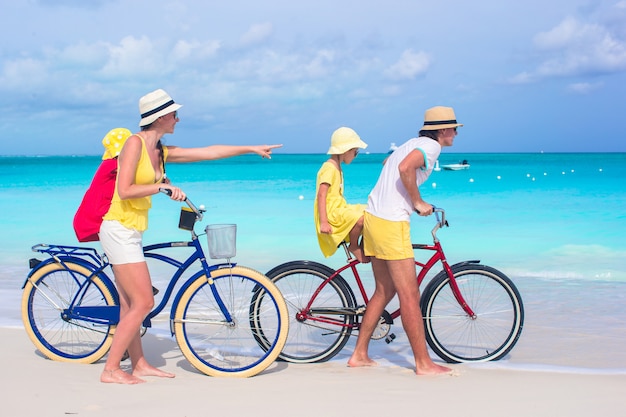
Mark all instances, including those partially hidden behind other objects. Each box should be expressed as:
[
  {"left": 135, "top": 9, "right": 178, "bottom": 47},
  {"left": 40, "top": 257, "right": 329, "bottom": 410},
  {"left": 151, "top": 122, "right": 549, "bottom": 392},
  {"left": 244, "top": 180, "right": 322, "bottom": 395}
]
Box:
[
  {"left": 434, "top": 160, "right": 441, "bottom": 171},
  {"left": 388, "top": 142, "right": 398, "bottom": 154},
  {"left": 442, "top": 163, "right": 470, "bottom": 171},
  {"left": 442, "top": 159, "right": 470, "bottom": 171}
]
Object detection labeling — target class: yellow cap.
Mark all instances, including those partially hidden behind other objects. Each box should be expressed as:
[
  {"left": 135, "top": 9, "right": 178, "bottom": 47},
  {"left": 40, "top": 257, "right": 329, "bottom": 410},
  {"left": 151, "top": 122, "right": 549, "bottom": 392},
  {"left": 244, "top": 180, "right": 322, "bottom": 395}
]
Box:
[{"left": 102, "top": 128, "right": 132, "bottom": 160}]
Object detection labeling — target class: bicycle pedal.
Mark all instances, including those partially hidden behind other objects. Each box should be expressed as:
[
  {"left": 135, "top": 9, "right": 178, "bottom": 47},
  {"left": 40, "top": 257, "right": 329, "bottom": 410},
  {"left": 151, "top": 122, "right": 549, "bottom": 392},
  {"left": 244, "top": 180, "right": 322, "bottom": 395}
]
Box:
[{"left": 385, "top": 333, "right": 396, "bottom": 344}]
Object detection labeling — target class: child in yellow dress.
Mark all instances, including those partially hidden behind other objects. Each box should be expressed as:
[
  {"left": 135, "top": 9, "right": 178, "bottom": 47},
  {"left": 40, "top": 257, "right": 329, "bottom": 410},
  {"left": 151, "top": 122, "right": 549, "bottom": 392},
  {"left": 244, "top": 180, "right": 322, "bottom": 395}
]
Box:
[{"left": 314, "top": 127, "right": 369, "bottom": 262}]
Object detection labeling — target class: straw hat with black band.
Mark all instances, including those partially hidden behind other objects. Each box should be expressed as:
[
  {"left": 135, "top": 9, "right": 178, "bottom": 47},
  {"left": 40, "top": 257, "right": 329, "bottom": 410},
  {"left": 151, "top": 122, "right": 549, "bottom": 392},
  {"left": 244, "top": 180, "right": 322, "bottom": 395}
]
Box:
[{"left": 420, "top": 106, "right": 463, "bottom": 131}]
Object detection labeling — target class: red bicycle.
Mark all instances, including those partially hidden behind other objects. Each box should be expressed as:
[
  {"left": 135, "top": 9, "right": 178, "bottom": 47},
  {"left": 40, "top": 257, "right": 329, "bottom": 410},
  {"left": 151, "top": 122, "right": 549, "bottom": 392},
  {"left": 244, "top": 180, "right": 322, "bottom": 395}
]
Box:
[{"left": 252, "top": 207, "right": 524, "bottom": 364}]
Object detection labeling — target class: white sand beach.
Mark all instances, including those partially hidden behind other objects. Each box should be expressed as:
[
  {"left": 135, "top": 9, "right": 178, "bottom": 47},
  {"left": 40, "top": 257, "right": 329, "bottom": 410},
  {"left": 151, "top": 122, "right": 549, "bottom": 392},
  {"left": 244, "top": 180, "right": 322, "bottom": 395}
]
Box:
[
  {"left": 4, "top": 322, "right": 626, "bottom": 417},
  {"left": 6, "top": 253, "right": 626, "bottom": 417}
]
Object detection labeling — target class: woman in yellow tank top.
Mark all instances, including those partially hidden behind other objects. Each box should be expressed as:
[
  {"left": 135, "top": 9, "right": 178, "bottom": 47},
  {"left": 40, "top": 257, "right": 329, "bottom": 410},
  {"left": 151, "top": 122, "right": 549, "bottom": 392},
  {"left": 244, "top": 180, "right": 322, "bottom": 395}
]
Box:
[{"left": 99, "top": 89, "right": 282, "bottom": 384}]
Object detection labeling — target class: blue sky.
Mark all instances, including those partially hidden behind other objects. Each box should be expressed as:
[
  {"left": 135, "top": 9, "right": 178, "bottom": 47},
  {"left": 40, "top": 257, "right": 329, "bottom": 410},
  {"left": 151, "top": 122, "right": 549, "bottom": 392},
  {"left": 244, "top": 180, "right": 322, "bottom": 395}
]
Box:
[{"left": 1, "top": 0, "right": 625, "bottom": 155}]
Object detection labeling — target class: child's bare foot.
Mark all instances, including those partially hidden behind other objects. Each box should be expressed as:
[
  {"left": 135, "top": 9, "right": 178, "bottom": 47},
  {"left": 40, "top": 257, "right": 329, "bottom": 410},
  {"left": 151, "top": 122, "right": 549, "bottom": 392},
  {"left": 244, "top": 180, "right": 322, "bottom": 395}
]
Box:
[
  {"left": 347, "top": 353, "right": 378, "bottom": 367},
  {"left": 101, "top": 368, "right": 145, "bottom": 384},
  {"left": 133, "top": 364, "right": 175, "bottom": 379},
  {"left": 348, "top": 246, "right": 370, "bottom": 264}
]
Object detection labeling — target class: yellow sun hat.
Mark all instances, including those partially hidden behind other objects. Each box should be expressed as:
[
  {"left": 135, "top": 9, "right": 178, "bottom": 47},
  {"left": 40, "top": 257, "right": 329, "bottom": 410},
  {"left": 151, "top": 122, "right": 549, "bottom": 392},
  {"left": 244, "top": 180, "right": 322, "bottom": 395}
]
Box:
[
  {"left": 102, "top": 128, "right": 132, "bottom": 160},
  {"left": 326, "top": 127, "right": 368, "bottom": 155}
]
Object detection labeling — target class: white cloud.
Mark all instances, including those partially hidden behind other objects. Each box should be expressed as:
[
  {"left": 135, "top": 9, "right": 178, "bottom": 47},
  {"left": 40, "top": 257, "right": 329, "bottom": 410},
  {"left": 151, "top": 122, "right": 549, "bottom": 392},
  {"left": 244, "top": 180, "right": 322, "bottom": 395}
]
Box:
[
  {"left": 215, "top": 47, "right": 338, "bottom": 84},
  {"left": 239, "top": 22, "right": 273, "bottom": 47},
  {"left": 384, "top": 49, "right": 430, "bottom": 81},
  {"left": 0, "top": 35, "right": 224, "bottom": 102},
  {"left": 100, "top": 36, "right": 167, "bottom": 76},
  {"left": 171, "top": 39, "right": 221, "bottom": 62},
  {"left": 506, "top": 71, "right": 535, "bottom": 85},
  {"left": 81, "top": 36, "right": 220, "bottom": 79},
  {"left": 56, "top": 41, "right": 108, "bottom": 67},
  {"left": 303, "top": 49, "right": 336, "bottom": 78},
  {"left": 520, "top": 16, "right": 626, "bottom": 81},
  {"left": 533, "top": 17, "right": 582, "bottom": 50},
  {"left": 382, "top": 85, "right": 403, "bottom": 96},
  {"left": 566, "top": 81, "right": 603, "bottom": 93},
  {"left": 0, "top": 57, "right": 49, "bottom": 89}
]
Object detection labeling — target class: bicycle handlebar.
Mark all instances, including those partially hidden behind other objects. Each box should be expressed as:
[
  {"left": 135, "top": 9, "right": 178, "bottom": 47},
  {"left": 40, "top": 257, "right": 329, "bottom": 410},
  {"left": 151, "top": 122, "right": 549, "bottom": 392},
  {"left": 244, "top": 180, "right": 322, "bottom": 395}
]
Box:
[
  {"left": 159, "top": 188, "right": 205, "bottom": 222},
  {"left": 433, "top": 207, "right": 447, "bottom": 227},
  {"left": 415, "top": 205, "right": 447, "bottom": 226},
  {"left": 430, "top": 207, "right": 449, "bottom": 242}
]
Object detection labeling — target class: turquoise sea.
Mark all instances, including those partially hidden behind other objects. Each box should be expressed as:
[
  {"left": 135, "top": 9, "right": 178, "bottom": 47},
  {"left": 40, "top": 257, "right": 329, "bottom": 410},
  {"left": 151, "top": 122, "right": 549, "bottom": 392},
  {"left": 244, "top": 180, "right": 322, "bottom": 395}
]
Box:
[{"left": 2, "top": 152, "right": 626, "bottom": 370}]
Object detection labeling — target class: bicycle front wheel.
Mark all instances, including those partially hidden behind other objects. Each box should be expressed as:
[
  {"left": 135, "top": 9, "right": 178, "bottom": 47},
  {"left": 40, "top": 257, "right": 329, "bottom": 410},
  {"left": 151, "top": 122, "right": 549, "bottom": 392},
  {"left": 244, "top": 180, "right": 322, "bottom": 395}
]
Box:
[
  {"left": 421, "top": 263, "right": 524, "bottom": 363},
  {"left": 21, "top": 262, "right": 116, "bottom": 363},
  {"left": 173, "top": 266, "right": 288, "bottom": 377},
  {"left": 256, "top": 261, "right": 356, "bottom": 363}
]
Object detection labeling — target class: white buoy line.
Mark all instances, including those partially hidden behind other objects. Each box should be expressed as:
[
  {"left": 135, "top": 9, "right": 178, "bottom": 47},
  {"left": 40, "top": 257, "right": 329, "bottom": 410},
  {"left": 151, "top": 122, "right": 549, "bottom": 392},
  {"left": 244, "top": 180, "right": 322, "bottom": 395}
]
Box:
[{"left": 298, "top": 167, "right": 605, "bottom": 198}]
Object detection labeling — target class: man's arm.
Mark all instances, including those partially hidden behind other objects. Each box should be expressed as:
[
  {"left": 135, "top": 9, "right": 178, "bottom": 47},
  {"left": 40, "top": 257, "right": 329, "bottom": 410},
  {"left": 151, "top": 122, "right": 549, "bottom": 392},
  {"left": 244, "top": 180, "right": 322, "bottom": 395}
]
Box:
[{"left": 398, "top": 149, "right": 432, "bottom": 216}]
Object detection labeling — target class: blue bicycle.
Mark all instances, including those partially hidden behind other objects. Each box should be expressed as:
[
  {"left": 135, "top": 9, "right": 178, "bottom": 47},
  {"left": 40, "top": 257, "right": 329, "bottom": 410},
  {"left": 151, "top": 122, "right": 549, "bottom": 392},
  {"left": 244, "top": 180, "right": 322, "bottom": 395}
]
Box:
[{"left": 21, "top": 195, "right": 288, "bottom": 378}]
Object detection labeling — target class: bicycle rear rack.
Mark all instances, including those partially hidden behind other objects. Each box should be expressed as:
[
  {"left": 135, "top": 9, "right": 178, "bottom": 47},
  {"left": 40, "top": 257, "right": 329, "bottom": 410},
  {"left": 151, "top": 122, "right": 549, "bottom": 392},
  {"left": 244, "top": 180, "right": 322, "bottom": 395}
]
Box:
[{"left": 30, "top": 243, "right": 106, "bottom": 268}]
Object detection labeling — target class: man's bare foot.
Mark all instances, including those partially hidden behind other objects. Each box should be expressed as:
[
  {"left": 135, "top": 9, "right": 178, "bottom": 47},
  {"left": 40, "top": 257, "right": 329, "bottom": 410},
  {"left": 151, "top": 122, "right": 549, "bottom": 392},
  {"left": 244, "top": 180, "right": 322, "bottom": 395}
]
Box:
[
  {"left": 133, "top": 364, "right": 175, "bottom": 379},
  {"left": 415, "top": 362, "right": 453, "bottom": 376},
  {"left": 101, "top": 368, "right": 145, "bottom": 384},
  {"left": 347, "top": 354, "right": 378, "bottom": 367}
]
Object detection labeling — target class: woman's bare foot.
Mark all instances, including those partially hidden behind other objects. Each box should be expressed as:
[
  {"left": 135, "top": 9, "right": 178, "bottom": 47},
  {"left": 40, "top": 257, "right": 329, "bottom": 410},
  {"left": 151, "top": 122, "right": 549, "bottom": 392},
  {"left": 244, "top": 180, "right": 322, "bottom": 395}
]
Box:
[
  {"left": 133, "top": 363, "right": 175, "bottom": 379},
  {"left": 101, "top": 368, "right": 145, "bottom": 384}
]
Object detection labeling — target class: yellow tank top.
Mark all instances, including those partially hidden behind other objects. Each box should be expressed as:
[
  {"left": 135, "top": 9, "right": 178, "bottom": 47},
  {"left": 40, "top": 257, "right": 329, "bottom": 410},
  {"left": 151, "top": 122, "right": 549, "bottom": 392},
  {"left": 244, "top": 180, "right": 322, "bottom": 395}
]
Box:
[{"left": 103, "top": 134, "right": 168, "bottom": 231}]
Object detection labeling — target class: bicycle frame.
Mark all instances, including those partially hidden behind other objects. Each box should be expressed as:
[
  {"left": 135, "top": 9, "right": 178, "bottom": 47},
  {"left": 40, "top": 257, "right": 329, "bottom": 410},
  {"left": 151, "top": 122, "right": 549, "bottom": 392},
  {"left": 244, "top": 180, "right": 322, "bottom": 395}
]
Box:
[
  {"left": 303, "top": 208, "right": 476, "bottom": 329},
  {"left": 25, "top": 198, "right": 239, "bottom": 331},
  {"left": 143, "top": 238, "right": 236, "bottom": 329}
]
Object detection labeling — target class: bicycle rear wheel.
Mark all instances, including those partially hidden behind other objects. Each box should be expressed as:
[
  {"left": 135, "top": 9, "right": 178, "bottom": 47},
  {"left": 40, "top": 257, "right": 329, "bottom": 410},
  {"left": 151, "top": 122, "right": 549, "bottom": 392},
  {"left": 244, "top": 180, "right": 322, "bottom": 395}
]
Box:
[
  {"left": 255, "top": 261, "right": 356, "bottom": 363},
  {"left": 420, "top": 263, "right": 524, "bottom": 363},
  {"left": 173, "top": 266, "right": 288, "bottom": 377},
  {"left": 21, "top": 261, "right": 116, "bottom": 363}
]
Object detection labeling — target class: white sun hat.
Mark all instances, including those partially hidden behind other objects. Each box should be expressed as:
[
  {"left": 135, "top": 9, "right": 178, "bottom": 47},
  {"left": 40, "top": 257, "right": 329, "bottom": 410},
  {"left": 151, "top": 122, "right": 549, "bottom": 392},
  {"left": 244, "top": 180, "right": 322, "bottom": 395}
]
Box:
[{"left": 138, "top": 89, "right": 182, "bottom": 127}]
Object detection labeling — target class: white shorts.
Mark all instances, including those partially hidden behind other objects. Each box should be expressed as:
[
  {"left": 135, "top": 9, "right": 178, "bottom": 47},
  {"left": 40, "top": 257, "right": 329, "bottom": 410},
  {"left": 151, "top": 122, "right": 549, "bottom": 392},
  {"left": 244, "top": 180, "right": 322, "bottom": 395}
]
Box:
[{"left": 99, "top": 220, "right": 145, "bottom": 265}]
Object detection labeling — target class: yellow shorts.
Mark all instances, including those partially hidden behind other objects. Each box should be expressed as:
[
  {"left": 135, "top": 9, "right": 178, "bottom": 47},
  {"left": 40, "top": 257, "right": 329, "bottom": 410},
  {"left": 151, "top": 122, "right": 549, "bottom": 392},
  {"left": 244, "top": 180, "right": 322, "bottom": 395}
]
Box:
[{"left": 363, "top": 212, "right": 413, "bottom": 260}]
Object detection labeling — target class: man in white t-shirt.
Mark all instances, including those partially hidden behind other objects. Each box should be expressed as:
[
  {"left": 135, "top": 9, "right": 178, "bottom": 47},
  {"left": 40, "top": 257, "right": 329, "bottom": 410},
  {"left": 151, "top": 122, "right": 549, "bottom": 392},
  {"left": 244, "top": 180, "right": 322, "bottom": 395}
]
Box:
[{"left": 347, "top": 106, "right": 462, "bottom": 375}]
